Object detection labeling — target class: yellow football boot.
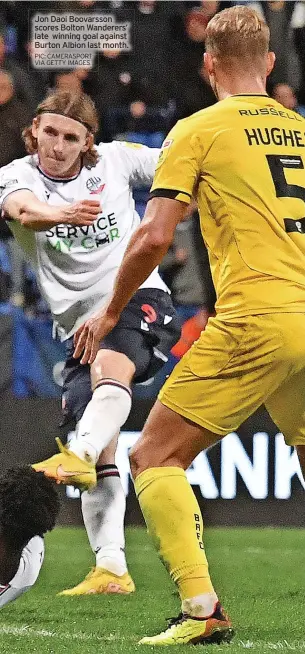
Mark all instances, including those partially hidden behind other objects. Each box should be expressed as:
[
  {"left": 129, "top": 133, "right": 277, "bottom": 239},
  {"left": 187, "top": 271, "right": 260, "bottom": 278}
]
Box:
[
  {"left": 58, "top": 567, "right": 135, "bottom": 596},
  {"left": 32, "top": 438, "right": 96, "bottom": 491},
  {"left": 139, "top": 603, "right": 234, "bottom": 646}
]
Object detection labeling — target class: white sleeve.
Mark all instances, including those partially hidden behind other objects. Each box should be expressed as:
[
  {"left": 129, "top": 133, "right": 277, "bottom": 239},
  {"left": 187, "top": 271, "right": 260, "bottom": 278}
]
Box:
[
  {"left": 98, "top": 141, "right": 160, "bottom": 186},
  {"left": 0, "top": 158, "right": 35, "bottom": 213},
  {"left": 0, "top": 536, "right": 44, "bottom": 608},
  {"left": 0, "top": 584, "right": 26, "bottom": 607}
]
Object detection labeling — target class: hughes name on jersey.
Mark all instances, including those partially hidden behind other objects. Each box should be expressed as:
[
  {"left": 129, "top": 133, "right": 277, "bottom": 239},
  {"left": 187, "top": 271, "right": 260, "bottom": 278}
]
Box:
[
  {"left": 151, "top": 95, "right": 305, "bottom": 319},
  {"left": 0, "top": 142, "right": 167, "bottom": 339}
]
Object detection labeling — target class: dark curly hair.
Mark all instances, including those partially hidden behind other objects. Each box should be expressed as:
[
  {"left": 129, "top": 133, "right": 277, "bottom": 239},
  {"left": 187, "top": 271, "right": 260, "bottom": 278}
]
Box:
[{"left": 0, "top": 467, "right": 60, "bottom": 548}]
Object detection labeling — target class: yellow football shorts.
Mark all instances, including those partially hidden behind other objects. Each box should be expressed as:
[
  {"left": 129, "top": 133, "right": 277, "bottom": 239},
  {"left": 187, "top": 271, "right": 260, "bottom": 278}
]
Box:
[{"left": 159, "top": 313, "right": 305, "bottom": 446}]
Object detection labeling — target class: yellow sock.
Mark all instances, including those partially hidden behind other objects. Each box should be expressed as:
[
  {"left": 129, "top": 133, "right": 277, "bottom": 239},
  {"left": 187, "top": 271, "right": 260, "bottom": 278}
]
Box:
[{"left": 135, "top": 466, "right": 215, "bottom": 599}]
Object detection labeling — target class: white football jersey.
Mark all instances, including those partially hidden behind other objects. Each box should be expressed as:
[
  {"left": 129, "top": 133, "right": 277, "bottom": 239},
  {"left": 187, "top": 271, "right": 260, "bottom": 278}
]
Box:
[
  {"left": 0, "top": 536, "right": 44, "bottom": 608},
  {"left": 0, "top": 142, "right": 167, "bottom": 340}
]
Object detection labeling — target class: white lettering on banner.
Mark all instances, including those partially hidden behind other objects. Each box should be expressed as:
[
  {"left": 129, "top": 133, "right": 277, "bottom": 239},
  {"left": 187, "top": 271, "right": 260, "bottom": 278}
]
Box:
[
  {"left": 65, "top": 431, "right": 305, "bottom": 500},
  {"left": 274, "top": 433, "right": 305, "bottom": 499},
  {"left": 116, "top": 431, "right": 138, "bottom": 495},
  {"left": 221, "top": 432, "right": 269, "bottom": 500},
  {"left": 66, "top": 484, "right": 80, "bottom": 499},
  {"left": 187, "top": 452, "right": 219, "bottom": 499},
  {"left": 66, "top": 430, "right": 82, "bottom": 499}
]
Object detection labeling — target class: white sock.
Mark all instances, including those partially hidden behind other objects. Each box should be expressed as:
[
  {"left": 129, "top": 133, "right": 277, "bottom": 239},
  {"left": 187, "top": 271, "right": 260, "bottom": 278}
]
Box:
[
  {"left": 69, "top": 381, "right": 132, "bottom": 464},
  {"left": 81, "top": 465, "right": 128, "bottom": 576},
  {"left": 182, "top": 592, "right": 219, "bottom": 618}
]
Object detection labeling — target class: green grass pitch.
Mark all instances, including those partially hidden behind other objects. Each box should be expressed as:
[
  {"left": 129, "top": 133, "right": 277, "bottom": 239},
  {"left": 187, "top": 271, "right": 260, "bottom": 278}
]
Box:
[{"left": 1, "top": 527, "right": 305, "bottom": 653}]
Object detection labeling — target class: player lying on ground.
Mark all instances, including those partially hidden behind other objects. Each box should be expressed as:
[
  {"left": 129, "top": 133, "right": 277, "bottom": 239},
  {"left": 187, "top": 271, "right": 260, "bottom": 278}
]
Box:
[
  {"left": 0, "top": 90, "right": 181, "bottom": 596},
  {"left": 66, "top": 5, "right": 305, "bottom": 646},
  {"left": 0, "top": 467, "right": 59, "bottom": 608}
]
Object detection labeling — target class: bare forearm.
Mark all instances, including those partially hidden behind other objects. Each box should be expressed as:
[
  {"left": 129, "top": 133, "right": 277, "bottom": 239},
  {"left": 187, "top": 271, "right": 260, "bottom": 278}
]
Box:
[
  {"left": 3, "top": 191, "right": 100, "bottom": 231},
  {"left": 73, "top": 198, "right": 187, "bottom": 365},
  {"left": 108, "top": 224, "right": 169, "bottom": 317},
  {"left": 107, "top": 197, "right": 187, "bottom": 318},
  {"left": 19, "top": 201, "right": 64, "bottom": 231},
  {"left": 4, "top": 192, "right": 64, "bottom": 231}
]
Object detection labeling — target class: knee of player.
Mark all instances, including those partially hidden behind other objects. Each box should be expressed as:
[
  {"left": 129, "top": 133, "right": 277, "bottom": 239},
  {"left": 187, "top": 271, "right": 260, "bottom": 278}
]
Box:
[{"left": 129, "top": 440, "right": 149, "bottom": 479}]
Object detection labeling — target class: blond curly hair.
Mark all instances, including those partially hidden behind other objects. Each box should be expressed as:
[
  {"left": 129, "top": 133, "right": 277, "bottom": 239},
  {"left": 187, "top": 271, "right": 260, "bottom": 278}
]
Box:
[{"left": 22, "top": 89, "right": 100, "bottom": 168}]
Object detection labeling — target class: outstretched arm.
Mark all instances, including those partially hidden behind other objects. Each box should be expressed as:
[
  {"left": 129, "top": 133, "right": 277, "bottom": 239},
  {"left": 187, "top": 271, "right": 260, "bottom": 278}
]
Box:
[
  {"left": 74, "top": 120, "right": 201, "bottom": 364},
  {"left": 106, "top": 197, "right": 186, "bottom": 315},
  {"left": 73, "top": 197, "right": 187, "bottom": 364},
  {"left": 3, "top": 190, "right": 100, "bottom": 231}
]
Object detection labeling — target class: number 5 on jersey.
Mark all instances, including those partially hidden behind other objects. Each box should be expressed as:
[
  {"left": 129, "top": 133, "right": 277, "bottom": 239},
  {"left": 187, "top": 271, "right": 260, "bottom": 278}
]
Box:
[{"left": 266, "top": 154, "right": 305, "bottom": 234}]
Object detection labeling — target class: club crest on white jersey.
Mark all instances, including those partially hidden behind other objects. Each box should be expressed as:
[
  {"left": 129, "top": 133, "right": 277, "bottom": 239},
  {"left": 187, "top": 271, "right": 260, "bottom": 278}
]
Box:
[{"left": 0, "top": 141, "right": 167, "bottom": 339}]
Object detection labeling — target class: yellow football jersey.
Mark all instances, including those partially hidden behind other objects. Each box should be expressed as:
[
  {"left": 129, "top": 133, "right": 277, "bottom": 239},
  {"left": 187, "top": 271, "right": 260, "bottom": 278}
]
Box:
[{"left": 151, "top": 94, "right": 305, "bottom": 319}]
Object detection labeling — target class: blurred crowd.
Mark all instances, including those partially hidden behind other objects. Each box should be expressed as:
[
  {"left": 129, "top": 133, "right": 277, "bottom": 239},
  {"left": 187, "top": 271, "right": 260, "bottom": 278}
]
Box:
[{"left": 1, "top": 0, "right": 305, "bottom": 344}]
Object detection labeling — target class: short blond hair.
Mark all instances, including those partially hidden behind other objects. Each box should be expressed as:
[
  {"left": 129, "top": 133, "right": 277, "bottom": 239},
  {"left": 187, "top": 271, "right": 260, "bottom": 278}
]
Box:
[
  {"left": 22, "top": 89, "right": 99, "bottom": 168},
  {"left": 205, "top": 5, "right": 270, "bottom": 62}
]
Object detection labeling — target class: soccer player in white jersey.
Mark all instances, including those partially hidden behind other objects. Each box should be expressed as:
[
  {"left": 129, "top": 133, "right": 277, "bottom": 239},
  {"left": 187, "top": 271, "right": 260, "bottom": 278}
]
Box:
[
  {"left": 0, "top": 467, "right": 59, "bottom": 609},
  {"left": 0, "top": 90, "right": 181, "bottom": 595}
]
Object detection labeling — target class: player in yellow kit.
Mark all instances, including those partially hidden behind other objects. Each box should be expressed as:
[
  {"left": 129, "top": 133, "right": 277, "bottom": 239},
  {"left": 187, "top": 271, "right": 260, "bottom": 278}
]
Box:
[{"left": 56, "top": 4, "right": 305, "bottom": 645}]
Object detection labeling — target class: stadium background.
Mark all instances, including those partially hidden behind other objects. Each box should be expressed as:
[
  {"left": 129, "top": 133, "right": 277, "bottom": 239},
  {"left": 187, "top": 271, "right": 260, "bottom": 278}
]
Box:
[{"left": 0, "top": 0, "right": 305, "bottom": 527}]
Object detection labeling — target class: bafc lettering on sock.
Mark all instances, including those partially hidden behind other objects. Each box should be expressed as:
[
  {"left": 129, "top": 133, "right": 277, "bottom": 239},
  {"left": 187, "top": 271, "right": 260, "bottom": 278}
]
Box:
[{"left": 194, "top": 514, "right": 204, "bottom": 550}]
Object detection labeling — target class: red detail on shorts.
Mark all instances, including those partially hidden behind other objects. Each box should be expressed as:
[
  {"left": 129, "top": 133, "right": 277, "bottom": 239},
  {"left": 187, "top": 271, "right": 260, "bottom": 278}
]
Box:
[
  {"left": 141, "top": 304, "right": 157, "bottom": 323},
  {"left": 171, "top": 309, "right": 213, "bottom": 359}
]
